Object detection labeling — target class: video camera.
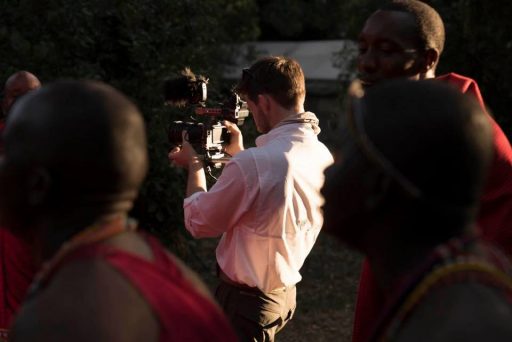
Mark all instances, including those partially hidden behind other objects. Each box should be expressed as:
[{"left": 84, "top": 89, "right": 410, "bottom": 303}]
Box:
[{"left": 164, "top": 68, "right": 249, "bottom": 168}]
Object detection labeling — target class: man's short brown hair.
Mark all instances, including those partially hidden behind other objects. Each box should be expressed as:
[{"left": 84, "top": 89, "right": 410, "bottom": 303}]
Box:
[{"left": 236, "top": 56, "right": 306, "bottom": 109}]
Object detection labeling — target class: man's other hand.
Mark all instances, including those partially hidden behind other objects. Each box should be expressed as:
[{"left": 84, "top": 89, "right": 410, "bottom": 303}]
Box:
[
  {"left": 224, "top": 120, "right": 244, "bottom": 157},
  {"left": 168, "top": 131, "right": 202, "bottom": 169}
]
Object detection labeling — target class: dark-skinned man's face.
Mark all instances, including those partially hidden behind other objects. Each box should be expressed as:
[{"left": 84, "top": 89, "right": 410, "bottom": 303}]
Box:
[{"left": 357, "top": 10, "right": 428, "bottom": 87}]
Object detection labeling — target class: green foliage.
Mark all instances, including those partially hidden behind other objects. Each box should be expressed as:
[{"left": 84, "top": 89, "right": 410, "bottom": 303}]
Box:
[
  {"left": 256, "top": 0, "right": 381, "bottom": 40},
  {"left": 0, "top": 0, "right": 259, "bottom": 249}
]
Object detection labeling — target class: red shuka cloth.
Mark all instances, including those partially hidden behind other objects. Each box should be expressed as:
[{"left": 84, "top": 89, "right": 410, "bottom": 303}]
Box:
[
  {"left": 43, "top": 233, "right": 238, "bottom": 342},
  {"left": 0, "top": 119, "right": 37, "bottom": 330},
  {"left": 352, "top": 73, "right": 512, "bottom": 342},
  {"left": 0, "top": 229, "right": 36, "bottom": 330},
  {"left": 0, "top": 117, "right": 36, "bottom": 330}
]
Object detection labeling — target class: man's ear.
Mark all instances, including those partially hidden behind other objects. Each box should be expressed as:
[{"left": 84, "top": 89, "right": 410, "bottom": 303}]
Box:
[
  {"left": 420, "top": 48, "right": 440, "bottom": 75},
  {"left": 27, "top": 167, "right": 51, "bottom": 205},
  {"left": 257, "top": 94, "right": 272, "bottom": 113}
]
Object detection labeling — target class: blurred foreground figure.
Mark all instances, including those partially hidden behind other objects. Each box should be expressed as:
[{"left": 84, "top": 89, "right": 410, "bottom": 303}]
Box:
[
  {"left": 0, "top": 71, "right": 41, "bottom": 336},
  {"left": 0, "top": 81, "right": 236, "bottom": 342},
  {"left": 322, "top": 80, "right": 512, "bottom": 341},
  {"left": 354, "top": 1, "right": 512, "bottom": 340}
]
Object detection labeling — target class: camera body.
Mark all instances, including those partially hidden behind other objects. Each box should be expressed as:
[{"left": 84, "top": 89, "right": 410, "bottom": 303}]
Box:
[
  {"left": 164, "top": 69, "right": 249, "bottom": 167},
  {"left": 167, "top": 118, "right": 229, "bottom": 165}
]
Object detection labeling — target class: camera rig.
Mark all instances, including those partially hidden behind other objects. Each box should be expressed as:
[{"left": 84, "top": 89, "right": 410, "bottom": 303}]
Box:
[{"left": 164, "top": 68, "right": 249, "bottom": 168}]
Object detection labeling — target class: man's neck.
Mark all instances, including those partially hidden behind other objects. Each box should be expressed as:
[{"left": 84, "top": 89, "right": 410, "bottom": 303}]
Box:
[
  {"left": 422, "top": 69, "right": 436, "bottom": 79},
  {"left": 35, "top": 207, "right": 130, "bottom": 263},
  {"left": 363, "top": 219, "right": 436, "bottom": 293},
  {"left": 269, "top": 103, "right": 305, "bottom": 129},
  {"left": 366, "top": 243, "right": 432, "bottom": 294}
]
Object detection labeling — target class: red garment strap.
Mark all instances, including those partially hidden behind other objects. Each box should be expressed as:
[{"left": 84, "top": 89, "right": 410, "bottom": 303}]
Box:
[{"left": 44, "top": 232, "right": 167, "bottom": 283}]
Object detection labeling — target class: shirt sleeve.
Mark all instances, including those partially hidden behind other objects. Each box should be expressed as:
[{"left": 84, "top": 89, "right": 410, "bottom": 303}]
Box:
[{"left": 183, "top": 159, "right": 251, "bottom": 238}]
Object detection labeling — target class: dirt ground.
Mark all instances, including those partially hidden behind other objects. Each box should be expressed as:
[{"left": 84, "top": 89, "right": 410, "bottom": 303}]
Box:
[{"left": 182, "top": 232, "right": 363, "bottom": 342}]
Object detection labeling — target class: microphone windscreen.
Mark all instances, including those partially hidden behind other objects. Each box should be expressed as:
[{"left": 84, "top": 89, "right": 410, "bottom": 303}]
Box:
[{"left": 163, "top": 68, "right": 207, "bottom": 106}]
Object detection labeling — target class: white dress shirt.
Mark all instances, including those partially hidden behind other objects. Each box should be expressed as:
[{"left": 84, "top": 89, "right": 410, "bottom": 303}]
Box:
[{"left": 184, "top": 113, "right": 334, "bottom": 292}]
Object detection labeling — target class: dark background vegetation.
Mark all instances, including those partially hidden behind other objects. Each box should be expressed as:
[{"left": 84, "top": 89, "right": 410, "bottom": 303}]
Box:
[{"left": 1, "top": 0, "right": 511, "bottom": 255}]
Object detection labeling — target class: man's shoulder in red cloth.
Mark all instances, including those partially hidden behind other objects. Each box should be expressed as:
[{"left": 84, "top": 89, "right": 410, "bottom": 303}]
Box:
[
  {"left": 352, "top": 73, "right": 512, "bottom": 342},
  {"left": 0, "top": 122, "right": 38, "bottom": 332},
  {"left": 11, "top": 232, "right": 237, "bottom": 342},
  {"left": 104, "top": 234, "right": 238, "bottom": 341},
  {"left": 0, "top": 229, "right": 36, "bottom": 330},
  {"left": 437, "top": 73, "right": 512, "bottom": 252}
]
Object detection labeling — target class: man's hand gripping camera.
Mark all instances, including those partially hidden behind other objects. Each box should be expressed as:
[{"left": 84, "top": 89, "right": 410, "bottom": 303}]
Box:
[{"left": 164, "top": 68, "right": 248, "bottom": 169}]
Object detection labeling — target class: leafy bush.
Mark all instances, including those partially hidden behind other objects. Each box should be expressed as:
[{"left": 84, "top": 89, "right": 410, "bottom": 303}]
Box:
[{"left": 0, "top": 0, "right": 259, "bottom": 249}]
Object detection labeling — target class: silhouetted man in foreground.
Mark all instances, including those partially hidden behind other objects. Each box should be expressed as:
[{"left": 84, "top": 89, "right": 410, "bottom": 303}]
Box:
[
  {"left": 0, "top": 81, "right": 236, "bottom": 342},
  {"left": 353, "top": 1, "right": 512, "bottom": 340},
  {"left": 323, "top": 80, "right": 512, "bottom": 341}
]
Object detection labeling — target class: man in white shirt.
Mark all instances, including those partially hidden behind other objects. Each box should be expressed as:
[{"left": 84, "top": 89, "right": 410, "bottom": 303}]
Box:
[{"left": 169, "top": 56, "right": 333, "bottom": 341}]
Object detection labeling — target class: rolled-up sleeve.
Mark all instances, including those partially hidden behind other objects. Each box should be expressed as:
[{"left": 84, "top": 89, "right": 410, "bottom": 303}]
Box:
[{"left": 184, "top": 160, "right": 250, "bottom": 238}]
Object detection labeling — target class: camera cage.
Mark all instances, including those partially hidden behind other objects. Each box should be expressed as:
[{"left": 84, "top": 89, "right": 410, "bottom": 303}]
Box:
[{"left": 164, "top": 69, "right": 249, "bottom": 168}]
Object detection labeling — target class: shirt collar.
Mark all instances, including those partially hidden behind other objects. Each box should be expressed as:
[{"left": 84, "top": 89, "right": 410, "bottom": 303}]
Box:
[{"left": 256, "top": 111, "right": 320, "bottom": 146}]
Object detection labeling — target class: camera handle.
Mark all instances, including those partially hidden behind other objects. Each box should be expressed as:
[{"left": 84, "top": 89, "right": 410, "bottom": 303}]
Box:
[
  {"left": 204, "top": 155, "right": 231, "bottom": 181},
  {"left": 204, "top": 153, "right": 231, "bottom": 168}
]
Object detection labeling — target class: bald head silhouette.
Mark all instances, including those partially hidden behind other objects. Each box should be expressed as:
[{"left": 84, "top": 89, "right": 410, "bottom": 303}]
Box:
[
  {"left": 0, "top": 80, "right": 148, "bottom": 234},
  {"left": 2, "top": 71, "right": 41, "bottom": 117}
]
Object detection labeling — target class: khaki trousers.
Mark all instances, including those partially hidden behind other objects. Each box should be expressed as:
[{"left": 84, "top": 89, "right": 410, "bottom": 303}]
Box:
[{"left": 215, "top": 280, "right": 296, "bottom": 342}]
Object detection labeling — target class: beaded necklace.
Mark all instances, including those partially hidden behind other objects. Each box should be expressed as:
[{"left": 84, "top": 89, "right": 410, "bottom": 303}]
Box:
[{"left": 370, "top": 236, "right": 512, "bottom": 341}]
